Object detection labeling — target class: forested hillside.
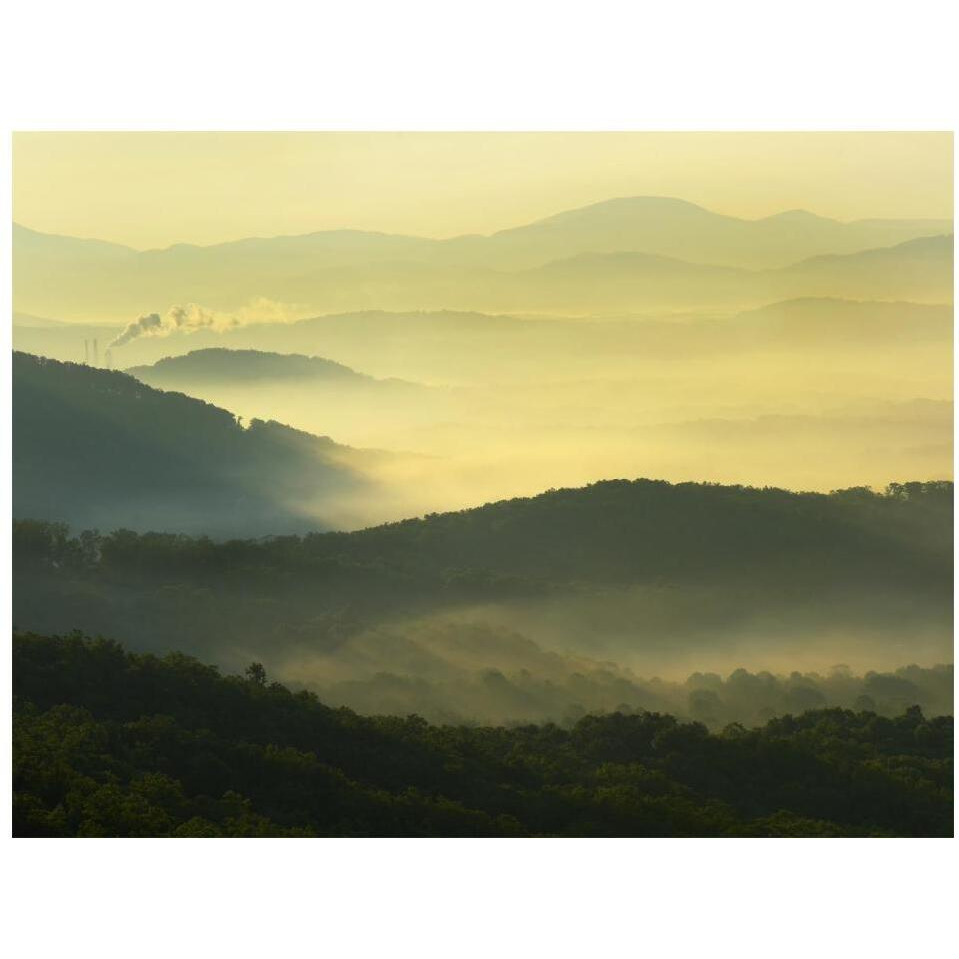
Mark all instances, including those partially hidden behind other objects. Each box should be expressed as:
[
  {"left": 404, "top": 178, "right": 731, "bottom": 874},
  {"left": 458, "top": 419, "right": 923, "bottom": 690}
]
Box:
[
  {"left": 13, "top": 479, "right": 953, "bottom": 723},
  {"left": 13, "top": 632, "right": 952, "bottom": 837},
  {"left": 15, "top": 477, "right": 950, "bottom": 613},
  {"left": 12, "top": 352, "right": 383, "bottom": 536}
]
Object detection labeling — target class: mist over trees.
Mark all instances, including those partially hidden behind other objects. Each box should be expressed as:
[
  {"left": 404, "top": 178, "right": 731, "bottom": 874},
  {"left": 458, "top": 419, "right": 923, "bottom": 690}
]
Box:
[
  {"left": 13, "top": 478, "right": 952, "bottom": 724},
  {"left": 11, "top": 183, "right": 954, "bottom": 838},
  {"left": 13, "top": 632, "right": 952, "bottom": 837}
]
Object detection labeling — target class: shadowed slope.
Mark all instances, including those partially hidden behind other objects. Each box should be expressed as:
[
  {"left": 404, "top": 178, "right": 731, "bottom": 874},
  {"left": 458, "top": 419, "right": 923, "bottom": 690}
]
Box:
[{"left": 12, "top": 352, "right": 378, "bottom": 536}]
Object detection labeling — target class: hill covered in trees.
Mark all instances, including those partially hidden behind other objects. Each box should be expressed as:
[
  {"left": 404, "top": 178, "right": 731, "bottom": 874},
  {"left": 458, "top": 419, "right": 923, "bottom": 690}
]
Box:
[
  {"left": 13, "top": 478, "right": 953, "bottom": 721},
  {"left": 125, "top": 348, "right": 423, "bottom": 391},
  {"left": 17, "top": 476, "right": 949, "bottom": 591},
  {"left": 12, "top": 352, "right": 391, "bottom": 536},
  {"left": 13, "top": 632, "right": 952, "bottom": 837}
]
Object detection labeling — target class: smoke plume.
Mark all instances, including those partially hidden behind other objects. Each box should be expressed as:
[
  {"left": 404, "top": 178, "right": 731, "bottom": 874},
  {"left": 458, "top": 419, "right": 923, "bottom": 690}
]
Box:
[{"left": 110, "top": 303, "right": 240, "bottom": 348}]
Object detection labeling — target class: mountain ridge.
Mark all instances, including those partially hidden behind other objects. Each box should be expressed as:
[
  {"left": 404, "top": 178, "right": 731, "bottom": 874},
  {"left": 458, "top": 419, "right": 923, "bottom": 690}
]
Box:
[
  {"left": 15, "top": 212, "right": 952, "bottom": 322},
  {"left": 15, "top": 194, "right": 950, "bottom": 253},
  {"left": 12, "top": 352, "right": 390, "bottom": 536}
]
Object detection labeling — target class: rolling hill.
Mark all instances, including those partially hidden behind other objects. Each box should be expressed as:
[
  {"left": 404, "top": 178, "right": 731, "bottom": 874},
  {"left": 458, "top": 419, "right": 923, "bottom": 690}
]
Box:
[
  {"left": 13, "top": 478, "right": 953, "bottom": 692},
  {"left": 125, "top": 348, "right": 423, "bottom": 391},
  {"left": 12, "top": 352, "right": 386, "bottom": 536}
]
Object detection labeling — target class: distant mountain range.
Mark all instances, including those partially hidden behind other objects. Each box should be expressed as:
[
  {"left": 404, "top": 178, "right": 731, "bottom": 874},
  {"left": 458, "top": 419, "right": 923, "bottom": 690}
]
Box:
[
  {"left": 12, "top": 352, "right": 390, "bottom": 536},
  {"left": 454, "top": 196, "right": 952, "bottom": 270},
  {"left": 13, "top": 196, "right": 952, "bottom": 321},
  {"left": 505, "top": 234, "right": 952, "bottom": 311}
]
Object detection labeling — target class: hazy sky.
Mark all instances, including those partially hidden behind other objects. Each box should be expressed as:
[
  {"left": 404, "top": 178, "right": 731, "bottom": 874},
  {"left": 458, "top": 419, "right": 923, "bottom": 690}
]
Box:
[{"left": 13, "top": 132, "right": 953, "bottom": 249}]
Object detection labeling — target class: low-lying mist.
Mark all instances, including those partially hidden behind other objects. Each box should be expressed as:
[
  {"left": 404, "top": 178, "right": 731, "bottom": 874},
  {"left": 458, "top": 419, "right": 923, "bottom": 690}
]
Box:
[
  {"left": 93, "top": 299, "right": 952, "bottom": 529},
  {"left": 12, "top": 293, "right": 954, "bottom": 729},
  {"left": 274, "top": 614, "right": 953, "bottom": 727},
  {"left": 13, "top": 465, "right": 953, "bottom": 728}
]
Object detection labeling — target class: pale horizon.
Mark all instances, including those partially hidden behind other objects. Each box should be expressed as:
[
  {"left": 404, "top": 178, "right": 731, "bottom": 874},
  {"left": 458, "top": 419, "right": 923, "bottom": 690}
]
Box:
[{"left": 13, "top": 131, "right": 953, "bottom": 249}]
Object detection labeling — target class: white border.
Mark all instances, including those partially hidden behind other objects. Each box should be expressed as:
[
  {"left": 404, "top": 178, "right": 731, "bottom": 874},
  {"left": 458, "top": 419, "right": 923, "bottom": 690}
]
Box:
[{"left": 2, "top": 2, "right": 957, "bottom": 958}]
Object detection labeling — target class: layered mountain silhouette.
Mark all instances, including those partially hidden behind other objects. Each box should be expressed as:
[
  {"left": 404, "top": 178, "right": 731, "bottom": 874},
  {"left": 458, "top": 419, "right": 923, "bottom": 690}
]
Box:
[
  {"left": 13, "top": 197, "right": 952, "bottom": 320},
  {"left": 447, "top": 196, "right": 952, "bottom": 270},
  {"left": 508, "top": 235, "right": 953, "bottom": 311},
  {"left": 12, "top": 352, "right": 385, "bottom": 536}
]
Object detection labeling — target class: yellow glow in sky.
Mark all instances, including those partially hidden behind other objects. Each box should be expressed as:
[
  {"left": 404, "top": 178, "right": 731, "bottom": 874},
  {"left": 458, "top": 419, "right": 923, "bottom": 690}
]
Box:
[{"left": 13, "top": 131, "right": 953, "bottom": 249}]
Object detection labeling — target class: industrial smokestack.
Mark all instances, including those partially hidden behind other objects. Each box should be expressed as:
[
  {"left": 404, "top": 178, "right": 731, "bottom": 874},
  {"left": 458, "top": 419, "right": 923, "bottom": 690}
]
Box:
[
  {"left": 105, "top": 349, "right": 113, "bottom": 370},
  {"left": 84, "top": 340, "right": 89, "bottom": 365},
  {"left": 93, "top": 338, "right": 99, "bottom": 367}
]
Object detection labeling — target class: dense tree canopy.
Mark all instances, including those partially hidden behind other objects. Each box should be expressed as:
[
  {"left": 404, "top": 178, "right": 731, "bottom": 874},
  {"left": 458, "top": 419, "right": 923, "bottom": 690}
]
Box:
[
  {"left": 13, "top": 632, "right": 953, "bottom": 837},
  {"left": 13, "top": 477, "right": 952, "bottom": 683}
]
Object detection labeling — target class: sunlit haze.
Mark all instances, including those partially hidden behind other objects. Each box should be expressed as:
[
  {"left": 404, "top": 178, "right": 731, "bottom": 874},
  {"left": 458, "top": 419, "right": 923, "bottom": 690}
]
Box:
[
  {"left": 12, "top": 132, "right": 955, "bottom": 802},
  {"left": 13, "top": 131, "right": 953, "bottom": 248}
]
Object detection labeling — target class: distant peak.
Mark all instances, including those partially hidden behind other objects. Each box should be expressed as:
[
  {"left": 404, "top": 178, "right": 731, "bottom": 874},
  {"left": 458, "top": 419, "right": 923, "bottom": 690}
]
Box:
[
  {"left": 543, "top": 195, "right": 716, "bottom": 220},
  {"left": 597, "top": 195, "right": 710, "bottom": 209},
  {"left": 759, "top": 209, "right": 836, "bottom": 224}
]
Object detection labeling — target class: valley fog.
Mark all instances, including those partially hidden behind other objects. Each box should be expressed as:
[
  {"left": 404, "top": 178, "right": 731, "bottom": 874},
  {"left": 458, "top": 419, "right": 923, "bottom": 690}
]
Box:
[
  {"left": 87, "top": 300, "right": 952, "bottom": 527},
  {"left": 12, "top": 186, "right": 954, "bottom": 734}
]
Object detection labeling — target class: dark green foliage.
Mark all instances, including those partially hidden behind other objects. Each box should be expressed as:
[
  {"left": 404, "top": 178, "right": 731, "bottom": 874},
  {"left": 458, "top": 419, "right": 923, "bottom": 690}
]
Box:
[
  {"left": 13, "top": 476, "right": 953, "bottom": 668},
  {"left": 13, "top": 632, "right": 953, "bottom": 837},
  {"left": 17, "top": 475, "right": 952, "bottom": 588},
  {"left": 12, "top": 352, "right": 369, "bottom": 536},
  {"left": 315, "top": 475, "right": 952, "bottom": 592}
]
